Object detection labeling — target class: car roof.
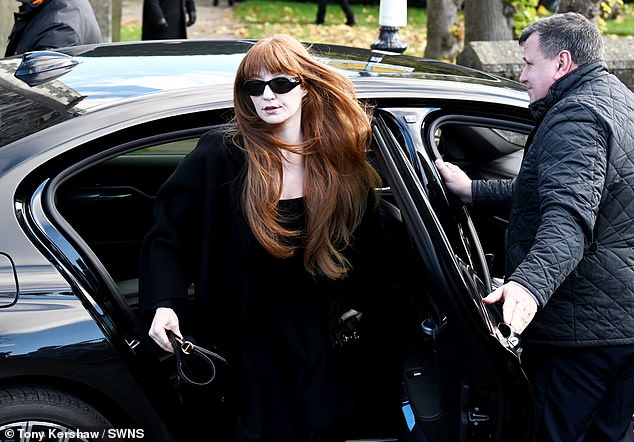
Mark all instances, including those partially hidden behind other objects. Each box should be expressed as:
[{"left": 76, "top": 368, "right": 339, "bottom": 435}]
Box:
[{"left": 0, "top": 39, "right": 528, "bottom": 148}]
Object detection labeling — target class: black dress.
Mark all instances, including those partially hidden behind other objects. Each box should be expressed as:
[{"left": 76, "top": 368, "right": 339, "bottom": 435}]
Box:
[{"left": 235, "top": 197, "right": 353, "bottom": 441}]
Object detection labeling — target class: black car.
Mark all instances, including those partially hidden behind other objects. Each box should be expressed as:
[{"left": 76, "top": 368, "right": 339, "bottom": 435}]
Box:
[{"left": 0, "top": 39, "right": 535, "bottom": 442}]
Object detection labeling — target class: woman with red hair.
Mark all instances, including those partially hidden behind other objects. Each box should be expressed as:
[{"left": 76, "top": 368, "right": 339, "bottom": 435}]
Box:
[{"left": 140, "top": 34, "right": 401, "bottom": 441}]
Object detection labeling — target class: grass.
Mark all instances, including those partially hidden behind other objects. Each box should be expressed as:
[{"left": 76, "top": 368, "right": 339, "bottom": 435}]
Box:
[
  {"left": 120, "top": 24, "right": 141, "bottom": 42},
  {"left": 234, "top": 0, "right": 428, "bottom": 57},
  {"left": 120, "top": 1, "right": 633, "bottom": 58},
  {"left": 605, "top": 3, "right": 634, "bottom": 34},
  {"left": 119, "top": 0, "right": 429, "bottom": 57}
]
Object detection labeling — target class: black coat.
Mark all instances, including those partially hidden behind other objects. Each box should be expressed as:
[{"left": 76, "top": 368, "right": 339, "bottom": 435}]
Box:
[
  {"left": 142, "top": 0, "right": 195, "bottom": 40},
  {"left": 138, "top": 127, "right": 391, "bottom": 352},
  {"left": 5, "top": 0, "right": 102, "bottom": 57},
  {"left": 474, "top": 62, "right": 634, "bottom": 346}
]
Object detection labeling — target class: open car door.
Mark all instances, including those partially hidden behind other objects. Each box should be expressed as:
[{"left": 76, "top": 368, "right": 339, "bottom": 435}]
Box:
[{"left": 371, "top": 108, "right": 536, "bottom": 442}]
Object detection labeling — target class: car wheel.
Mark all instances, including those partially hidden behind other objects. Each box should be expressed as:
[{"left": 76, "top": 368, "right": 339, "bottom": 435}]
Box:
[{"left": 0, "top": 385, "right": 112, "bottom": 441}]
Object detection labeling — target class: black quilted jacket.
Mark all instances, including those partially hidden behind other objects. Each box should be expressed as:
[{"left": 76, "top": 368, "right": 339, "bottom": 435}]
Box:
[{"left": 473, "top": 61, "right": 634, "bottom": 346}]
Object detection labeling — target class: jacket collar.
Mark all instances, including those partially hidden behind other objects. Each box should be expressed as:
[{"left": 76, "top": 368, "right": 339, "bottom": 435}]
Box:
[
  {"left": 17, "top": 0, "right": 47, "bottom": 15},
  {"left": 528, "top": 61, "right": 608, "bottom": 122}
]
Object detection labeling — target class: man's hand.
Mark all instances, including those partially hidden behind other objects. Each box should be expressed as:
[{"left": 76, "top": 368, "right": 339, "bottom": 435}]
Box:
[
  {"left": 149, "top": 307, "right": 182, "bottom": 352},
  {"left": 186, "top": 1, "right": 197, "bottom": 26},
  {"left": 483, "top": 283, "right": 537, "bottom": 334},
  {"left": 435, "top": 159, "right": 473, "bottom": 204},
  {"left": 157, "top": 17, "right": 168, "bottom": 29}
]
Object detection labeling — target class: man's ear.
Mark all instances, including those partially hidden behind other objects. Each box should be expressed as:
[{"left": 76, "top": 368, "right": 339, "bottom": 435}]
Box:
[{"left": 554, "top": 50, "right": 577, "bottom": 79}]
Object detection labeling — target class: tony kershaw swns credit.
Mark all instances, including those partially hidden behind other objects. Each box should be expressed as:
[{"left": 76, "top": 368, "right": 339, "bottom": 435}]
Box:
[{"left": 7, "top": 428, "right": 146, "bottom": 440}]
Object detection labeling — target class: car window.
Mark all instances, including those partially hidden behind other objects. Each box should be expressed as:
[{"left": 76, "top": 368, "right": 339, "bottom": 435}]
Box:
[
  {"left": 0, "top": 65, "right": 76, "bottom": 148},
  {"left": 432, "top": 122, "right": 528, "bottom": 180},
  {"left": 425, "top": 118, "right": 531, "bottom": 279},
  {"left": 56, "top": 136, "right": 200, "bottom": 307},
  {"left": 129, "top": 139, "right": 198, "bottom": 156},
  {"left": 375, "top": 109, "right": 531, "bottom": 284}
]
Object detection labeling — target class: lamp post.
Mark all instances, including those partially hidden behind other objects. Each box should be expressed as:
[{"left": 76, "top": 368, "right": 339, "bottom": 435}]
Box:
[{"left": 371, "top": 0, "right": 407, "bottom": 53}]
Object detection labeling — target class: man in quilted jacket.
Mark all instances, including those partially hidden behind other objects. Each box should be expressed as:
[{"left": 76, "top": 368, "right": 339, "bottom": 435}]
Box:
[{"left": 436, "top": 12, "right": 634, "bottom": 441}]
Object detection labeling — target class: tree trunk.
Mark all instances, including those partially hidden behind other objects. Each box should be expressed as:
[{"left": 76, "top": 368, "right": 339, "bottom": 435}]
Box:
[
  {"left": 464, "top": 0, "right": 514, "bottom": 44},
  {"left": 558, "top": 0, "right": 602, "bottom": 23},
  {"left": 1, "top": 2, "right": 18, "bottom": 56},
  {"left": 90, "top": 0, "right": 113, "bottom": 42},
  {"left": 424, "top": 0, "right": 463, "bottom": 61}
]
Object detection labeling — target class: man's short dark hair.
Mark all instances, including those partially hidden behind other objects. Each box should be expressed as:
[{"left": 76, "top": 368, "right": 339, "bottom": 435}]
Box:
[{"left": 519, "top": 12, "right": 604, "bottom": 66}]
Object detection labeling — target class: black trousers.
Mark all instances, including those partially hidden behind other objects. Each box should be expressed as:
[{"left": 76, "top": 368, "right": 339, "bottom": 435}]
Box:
[
  {"left": 315, "top": 0, "right": 355, "bottom": 25},
  {"left": 521, "top": 343, "right": 634, "bottom": 442}
]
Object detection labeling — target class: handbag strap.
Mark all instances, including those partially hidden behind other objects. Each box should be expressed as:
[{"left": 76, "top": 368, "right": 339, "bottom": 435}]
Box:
[{"left": 166, "top": 330, "right": 228, "bottom": 386}]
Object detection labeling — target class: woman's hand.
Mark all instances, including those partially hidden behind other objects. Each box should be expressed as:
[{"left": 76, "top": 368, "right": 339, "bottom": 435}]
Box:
[{"left": 149, "top": 307, "right": 182, "bottom": 352}]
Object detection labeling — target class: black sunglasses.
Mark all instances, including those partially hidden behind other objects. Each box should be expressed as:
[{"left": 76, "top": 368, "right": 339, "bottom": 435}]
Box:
[{"left": 243, "top": 77, "right": 302, "bottom": 96}]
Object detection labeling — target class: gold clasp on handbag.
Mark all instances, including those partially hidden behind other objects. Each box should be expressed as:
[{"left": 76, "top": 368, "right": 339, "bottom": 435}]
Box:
[
  {"left": 170, "top": 333, "right": 195, "bottom": 355},
  {"left": 165, "top": 329, "right": 228, "bottom": 386},
  {"left": 180, "top": 340, "right": 194, "bottom": 354}
]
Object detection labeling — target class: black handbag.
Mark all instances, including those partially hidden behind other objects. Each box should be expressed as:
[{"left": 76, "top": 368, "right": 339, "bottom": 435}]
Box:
[{"left": 166, "top": 330, "right": 228, "bottom": 386}]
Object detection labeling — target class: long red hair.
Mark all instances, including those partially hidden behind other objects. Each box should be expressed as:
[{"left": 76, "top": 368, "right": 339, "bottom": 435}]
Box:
[{"left": 232, "top": 34, "right": 380, "bottom": 280}]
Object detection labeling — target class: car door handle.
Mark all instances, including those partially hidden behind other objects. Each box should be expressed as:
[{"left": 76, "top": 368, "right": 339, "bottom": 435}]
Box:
[{"left": 66, "top": 187, "right": 144, "bottom": 202}]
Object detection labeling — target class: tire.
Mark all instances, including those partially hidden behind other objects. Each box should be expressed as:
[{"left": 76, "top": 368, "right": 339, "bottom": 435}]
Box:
[{"left": 0, "top": 385, "right": 113, "bottom": 442}]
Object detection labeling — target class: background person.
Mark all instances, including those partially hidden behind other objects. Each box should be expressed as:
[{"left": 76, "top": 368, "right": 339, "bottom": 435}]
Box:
[
  {"left": 314, "top": 0, "right": 356, "bottom": 26},
  {"left": 142, "top": 0, "right": 196, "bottom": 40},
  {"left": 436, "top": 12, "right": 634, "bottom": 441},
  {"left": 5, "top": 0, "right": 102, "bottom": 57},
  {"left": 213, "top": 0, "right": 234, "bottom": 6},
  {"left": 139, "top": 34, "right": 402, "bottom": 441}
]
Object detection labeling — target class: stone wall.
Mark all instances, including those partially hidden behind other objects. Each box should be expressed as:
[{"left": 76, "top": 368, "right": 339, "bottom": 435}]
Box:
[
  {"left": 457, "top": 37, "right": 634, "bottom": 91},
  {"left": 0, "top": 0, "right": 121, "bottom": 56}
]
